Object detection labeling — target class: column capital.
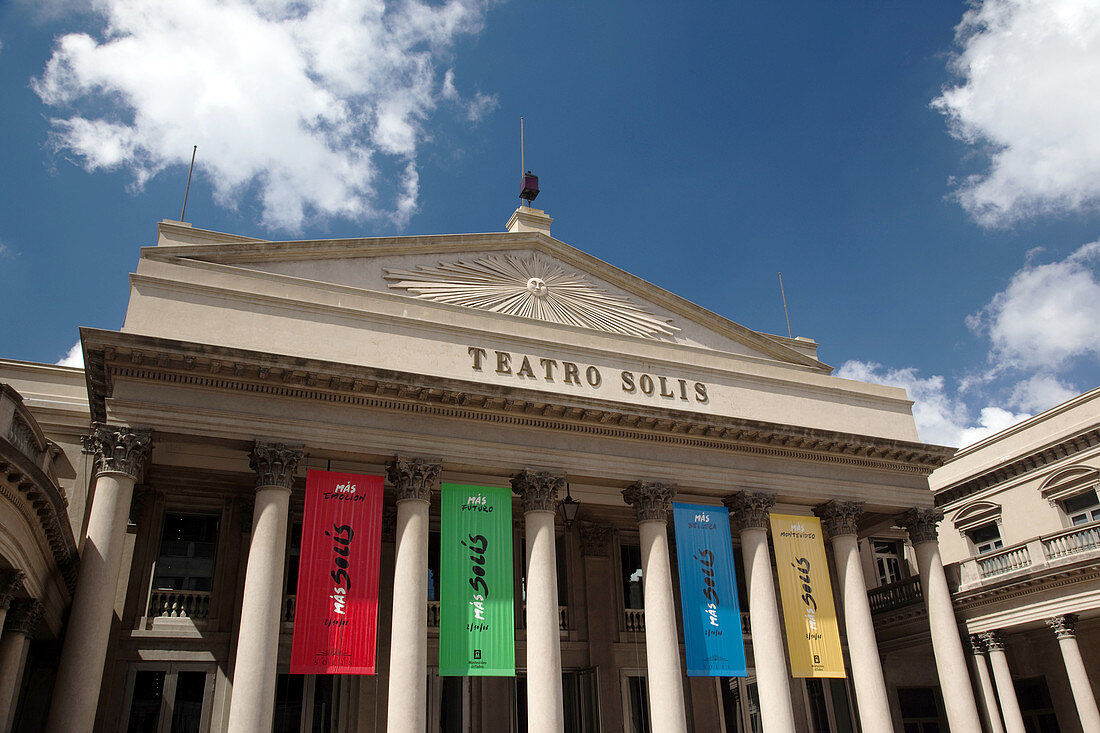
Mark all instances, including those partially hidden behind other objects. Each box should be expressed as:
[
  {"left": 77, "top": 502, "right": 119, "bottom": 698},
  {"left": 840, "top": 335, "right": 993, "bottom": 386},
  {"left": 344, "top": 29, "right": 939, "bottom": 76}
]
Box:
[
  {"left": 249, "top": 442, "right": 303, "bottom": 490},
  {"left": 3, "top": 598, "right": 44, "bottom": 638},
  {"left": 622, "top": 481, "right": 675, "bottom": 523},
  {"left": 81, "top": 423, "right": 152, "bottom": 482},
  {"left": 0, "top": 569, "right": 25, "bottom": 610},
  {"left": 723, "top": 491, "right": 775, "bottom": 531},
  {"left": 1046, "top": 613, "right": 1078, "bottom": 639},
  {"left": 511, "top": 469, "right": 564, "bottom": 513},
  {"left": 579, "top": 522, "right": 613, "bottom": 557},
  {"left": 815, "top": 500, "right": 864, "bottom": 538},
  {"left": 978, "top": 630, "right": 1005, "bottom": 653},
  {"left": 968, "top": 634, "right": 987, "bottom": 656},
  {"left": 898, "top": 507, "right": 943, "bottom": 544},
  {"left": 386, "top": 455, "right": 441, "bottom": 503}
]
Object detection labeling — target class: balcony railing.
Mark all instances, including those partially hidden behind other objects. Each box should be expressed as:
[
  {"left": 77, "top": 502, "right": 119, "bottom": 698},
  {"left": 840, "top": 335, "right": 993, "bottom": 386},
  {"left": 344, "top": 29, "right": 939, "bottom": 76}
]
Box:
[
  {"left": 868, "top": 576, "right": 923, "bottom": 614},
  {"left": 148, "top": 589, "right": 211, "bottom": 620},
  {"left": 624, "top": 608, "right": 645, "bottom": 632},
  {"left": 957, "top": 519, "right": 1100, "bottom": 590}
]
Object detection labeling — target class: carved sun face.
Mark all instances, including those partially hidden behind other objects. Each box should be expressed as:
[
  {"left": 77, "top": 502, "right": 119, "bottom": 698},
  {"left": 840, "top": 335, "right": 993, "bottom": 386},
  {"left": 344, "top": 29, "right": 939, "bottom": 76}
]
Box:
[
  {"left": 526, "top": 277, "right": 549, "bottom": 298},
  {"left": 384, "top": 253, "right": 679, "bottom": 339}
]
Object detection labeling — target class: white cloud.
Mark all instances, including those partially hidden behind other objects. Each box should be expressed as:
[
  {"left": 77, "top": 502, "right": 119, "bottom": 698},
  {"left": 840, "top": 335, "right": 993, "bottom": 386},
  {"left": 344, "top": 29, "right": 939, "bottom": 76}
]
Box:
[
  {"left": 836, "top": 360, "right": 1031, "bottom": 447},
  {"left": 1008, "top": 374, "right": 1078, "bottom": 413},
  {"left": 967, "top": 241, "right": 1100, "bottom": 370},
  {"left": 56, "top": 341, "right": 83, "bottom": 368},
  {"left": 33, "top": 0, "right": 493, "bottom": 232},
  {"left": 933, "top": 0, "right": 1100, "bottom": 225},
  {"left": 0, "top": 241, "right": 11, "bottom": 258},
  {"left": 466, "top": 91, "right": 499, "bottom": 122}
]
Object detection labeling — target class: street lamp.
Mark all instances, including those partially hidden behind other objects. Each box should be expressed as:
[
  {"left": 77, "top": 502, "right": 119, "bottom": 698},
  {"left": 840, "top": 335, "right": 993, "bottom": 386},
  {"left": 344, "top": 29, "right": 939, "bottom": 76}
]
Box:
[{"left": 558, "top": 483, "right": 580, "bottom": 529}]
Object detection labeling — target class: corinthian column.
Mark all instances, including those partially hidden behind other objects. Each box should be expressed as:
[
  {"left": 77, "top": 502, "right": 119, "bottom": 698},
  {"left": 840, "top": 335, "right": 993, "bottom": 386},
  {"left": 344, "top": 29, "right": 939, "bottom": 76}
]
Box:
[
  {"left": 622, "top": 481, "right": 687, "bottom": 733},
  {"left": 46, "top": 424, "right": 151, "bottom": 733},
  {"left": 724, "top": 491, "right": 796, "bottom": 733},
  {"left": 0, "top": 572, "right": 24, "bottom": 637},
  {"left": 512, "top": 469, "right": 566, "bottom": 733},
  {"left": 899, "top": 508, "right": 982, "bottom": 733},
  {"left": 815, "top": 500, "right": 893, "bottom": 732},
  {"left": 1047, "top": 615, "right": 1100, "bottom": 733},
  {"left": 968, "top": 634, "right": 1006, "bottom": 733},
  {"left": 0, "top": 599, "right": 43, "bottom": 732},
  {"left": 226, "top": 442, "right": 302, "bottom": 733},
  {"left": 385, "top": 456, "right": 440, "bottom": 733},
  {"left": 979, "top": 631, "right": 1025, "bottom": 733}
]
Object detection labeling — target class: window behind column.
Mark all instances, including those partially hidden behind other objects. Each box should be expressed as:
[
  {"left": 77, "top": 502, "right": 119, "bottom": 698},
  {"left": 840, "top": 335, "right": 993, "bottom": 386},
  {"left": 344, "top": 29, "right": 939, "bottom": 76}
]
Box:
[
  {"left": 122, "top": 666, "right": 214, "bottom": 733},
  {"left": 872, "top": 540, "right": 905, "bottom": 585},
  {"left": 620, "top": 544, "right": 643, "bottom": 609},
  {"left": 897, "top": 686, "right": 946, "bottom": 733},
  {"left": 153, "top": 513, "right": 219, "bottom": 591}
]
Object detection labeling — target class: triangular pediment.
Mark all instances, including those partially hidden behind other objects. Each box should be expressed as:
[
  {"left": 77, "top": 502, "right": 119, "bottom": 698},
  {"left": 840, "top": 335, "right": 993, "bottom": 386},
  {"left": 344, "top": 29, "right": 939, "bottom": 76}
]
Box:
[{"left": 143, "top": 220, "right": 827, "bottom": 370}]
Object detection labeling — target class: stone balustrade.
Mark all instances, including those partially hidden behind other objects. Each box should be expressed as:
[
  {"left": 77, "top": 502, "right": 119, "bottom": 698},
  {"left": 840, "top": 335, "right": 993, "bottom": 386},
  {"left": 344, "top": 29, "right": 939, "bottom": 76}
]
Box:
[
  {"left": 148, "top": 589, "right": 211, "bottom": 620},
  {"left": 868, "top": 575, "right": 923, "bottom": 614},
  {"left": 956, "top": 519, "right": 1100, "bottom": 590}
]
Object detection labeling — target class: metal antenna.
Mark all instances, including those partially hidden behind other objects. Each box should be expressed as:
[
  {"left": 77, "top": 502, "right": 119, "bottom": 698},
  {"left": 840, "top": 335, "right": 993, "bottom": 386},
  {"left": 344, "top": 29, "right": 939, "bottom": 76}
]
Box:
[
  {"left": 180, "top": 145, "right": 197, "bottom": 221},
  {"left": 520, "top": 117, "right": 526, "bottom": 205},
  {"left": 779, "top": 272, "right": 793, "bottom": 339}
]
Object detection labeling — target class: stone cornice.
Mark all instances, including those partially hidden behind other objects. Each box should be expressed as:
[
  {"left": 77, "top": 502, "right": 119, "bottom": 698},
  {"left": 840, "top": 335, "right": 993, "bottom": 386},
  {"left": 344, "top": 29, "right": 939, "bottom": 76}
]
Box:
[
  {"left": 386, "top": 456, "right": 440, "bottom": 503},
  {"left": 935, "top": 427, "right": 1100, "bottom": 508},
  {"left": 81, "top": 333, "right": 952, "bottom": 476},
  {"left": 951, "top": 560, "right": 1100, "bottom": 612},
  {"left": 511, "top": 469, "right": 564, "bottom": 513}
]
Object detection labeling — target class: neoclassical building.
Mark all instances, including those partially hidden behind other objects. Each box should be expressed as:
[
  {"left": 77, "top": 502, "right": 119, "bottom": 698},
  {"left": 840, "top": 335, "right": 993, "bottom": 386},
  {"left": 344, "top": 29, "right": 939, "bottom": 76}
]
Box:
[{"left": 0, "top": 207, "right": 1037, "bottom": 733}]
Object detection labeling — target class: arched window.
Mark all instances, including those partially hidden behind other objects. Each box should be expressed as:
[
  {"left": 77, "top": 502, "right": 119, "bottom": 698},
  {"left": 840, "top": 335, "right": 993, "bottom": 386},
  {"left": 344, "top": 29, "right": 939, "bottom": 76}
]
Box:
[
  {"left": 952, "top": 501, "right": 1003, "bottom": 555},
  {"left": 1040, "top": 467, "right": 1100, "bottom": 527}
]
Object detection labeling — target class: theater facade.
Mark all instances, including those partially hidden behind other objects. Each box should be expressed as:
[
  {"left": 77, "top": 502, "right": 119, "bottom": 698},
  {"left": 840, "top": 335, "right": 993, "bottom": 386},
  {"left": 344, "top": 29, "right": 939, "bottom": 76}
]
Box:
[{"left": 2, "top": 207, "right": 999, "bottom": 733}]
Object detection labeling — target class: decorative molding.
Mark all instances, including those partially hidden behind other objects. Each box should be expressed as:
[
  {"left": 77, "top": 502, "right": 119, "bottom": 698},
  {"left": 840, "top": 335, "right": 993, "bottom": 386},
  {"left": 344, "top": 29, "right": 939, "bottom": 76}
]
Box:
[
  {"left": 384, "top": 253, "right": 680, "bottom": 340},
  {"left": 1046, "top": 613, "right": 1078, "bottom": 639},
  {"left": 4, "top": 598, "right": 44, "bottom": 637},
  {"left": 511, "top": 469, "right": 564, "bottom": 513},
  {"left": 724, "top": 491, "right": 775, "bottom": 532},
  {"left": 622, "top": 481, "right": 676, "bottom": 523},
  {"left": 978, "top": 630, "right": 1005, "bottom": 653},
  {"left": 85, "top": 345, "right": 953, "bottom": 476},
  {"left": 898, "top": 507, "right": 942, "bottom": 544},
  {"left": 815, "top": 500, "right": 864, "bottom": 538},
  {"left": 936, "top": 428, "right": 1100, "bottom": 508},
  {"left": 0, "top": 570, "right": 25, "bottom": 610},
  {"left": 579, "top": 522, "right": 613, "bottom": 557},
  {"left": 386, "top": 456, "right": 440, "bottom": 503},
  {"left": 82, "top": 423, "right": 153, "bottom": 482},
  {"left": 249, "top": 442, "right": 302, "bottom": 490}
]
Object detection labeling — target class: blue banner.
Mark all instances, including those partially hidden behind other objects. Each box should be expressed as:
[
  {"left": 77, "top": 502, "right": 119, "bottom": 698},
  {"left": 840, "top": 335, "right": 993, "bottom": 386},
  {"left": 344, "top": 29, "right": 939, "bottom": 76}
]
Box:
[{"left": 672, "top": 502, "right": 747, "bottom": 677}]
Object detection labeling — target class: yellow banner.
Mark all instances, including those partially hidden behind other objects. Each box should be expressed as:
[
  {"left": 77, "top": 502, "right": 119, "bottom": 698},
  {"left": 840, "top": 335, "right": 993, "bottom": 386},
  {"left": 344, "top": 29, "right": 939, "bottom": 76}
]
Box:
[{"left": 770, "top": 514, "right": 845, "bottom": 678}]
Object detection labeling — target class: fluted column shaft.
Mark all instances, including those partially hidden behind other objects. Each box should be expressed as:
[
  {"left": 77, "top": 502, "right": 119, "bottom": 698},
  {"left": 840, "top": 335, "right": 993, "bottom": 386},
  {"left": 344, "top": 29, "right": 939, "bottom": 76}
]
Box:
[
  {"left": 980, "top": 632, "right": 1025, "bottom": 733},
  {"left": 227, "top": 443, "right": 302, "bottom": 733},
  {"left": 968, "top": 635, "right": 1006, "bottom": 733},
  {"left": 816, "top": 501, "right": 892, "bottom": 732},
  {"left": 46, "top": 425, "right": 151, "bottom": 733},
  {"left": 0, "top": 599, "right": 43, "bottom": 733},
  {"left": 386, "top": 457, "right": 440, "bottom": 733},
  {"left": 1048, "top": 615, "right": 1100, "bottom": 733},
  {"left": 901, "top": 508, "right": 983, "bottom": 733},
  {"left": 623, "top": 482, "right": 687, "bottom": 733},
  {"left": 726, "top": 492, "right": 796, "bottom": 733},
  {"left": 514, "top": 470, "right": 565, "bottom": 733}
]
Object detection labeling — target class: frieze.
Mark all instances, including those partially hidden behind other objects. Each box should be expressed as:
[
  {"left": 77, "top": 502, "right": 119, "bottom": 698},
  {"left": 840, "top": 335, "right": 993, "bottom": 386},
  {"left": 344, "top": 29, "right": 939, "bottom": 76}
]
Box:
[
  {"left": 82, "top": 423, "right": 153, "bottom": 482},
  {"left": 249, "top": 442, "right": 303, "bottom": 490},
  {"left": 386, "top": 456, "right": 440, "bottom": 503},
  {"left": 622, "top": 481, "right": 676, "bottom": 523},
  {"left": 815, "top": 500, "right": 864, "bottom": 538},
  {"left": 511, "top": 469, "right": 564, "bottom": 513},
  {"left": 723, "top": 491, "right": 775, "bottom": 532}
]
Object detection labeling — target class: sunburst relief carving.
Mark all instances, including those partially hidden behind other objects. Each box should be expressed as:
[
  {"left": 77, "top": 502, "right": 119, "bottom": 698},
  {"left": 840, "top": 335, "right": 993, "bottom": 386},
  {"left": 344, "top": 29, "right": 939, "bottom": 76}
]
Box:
[{"left": 383, "top": 254, "right": 679, "bottom": 339}]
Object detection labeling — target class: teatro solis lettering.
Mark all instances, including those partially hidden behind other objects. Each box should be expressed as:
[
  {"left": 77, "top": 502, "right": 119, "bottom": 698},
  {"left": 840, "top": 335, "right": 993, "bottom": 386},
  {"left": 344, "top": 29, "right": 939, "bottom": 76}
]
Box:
[{"left": 468, "top": 346, "right": 708, "bottom": 403}]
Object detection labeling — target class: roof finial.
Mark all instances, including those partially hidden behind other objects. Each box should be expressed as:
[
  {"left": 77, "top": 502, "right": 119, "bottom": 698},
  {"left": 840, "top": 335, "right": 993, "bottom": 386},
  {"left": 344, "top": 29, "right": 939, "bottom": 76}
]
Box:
[{"left": 519, "top": 117, "right": 539, "bottom": 206}]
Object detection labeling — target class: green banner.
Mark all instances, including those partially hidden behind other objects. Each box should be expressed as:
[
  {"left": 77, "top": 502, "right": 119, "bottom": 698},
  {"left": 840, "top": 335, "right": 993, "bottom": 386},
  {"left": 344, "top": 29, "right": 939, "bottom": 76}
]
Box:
[{"left": 439, "top": 483, "right": 515, "bottom": 676}]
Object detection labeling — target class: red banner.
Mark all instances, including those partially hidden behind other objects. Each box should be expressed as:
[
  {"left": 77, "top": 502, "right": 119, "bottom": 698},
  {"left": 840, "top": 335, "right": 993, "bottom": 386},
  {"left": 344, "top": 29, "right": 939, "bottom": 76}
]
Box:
[{"left": 290, "top": 470, "right": 384, "bottom": 674}]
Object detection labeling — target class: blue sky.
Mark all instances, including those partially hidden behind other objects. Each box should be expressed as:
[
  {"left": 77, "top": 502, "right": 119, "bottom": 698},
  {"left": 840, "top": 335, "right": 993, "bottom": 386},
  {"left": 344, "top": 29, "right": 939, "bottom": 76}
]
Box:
[{"left": 2, "top": 0, "right": 1099, "bottom": 447}]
